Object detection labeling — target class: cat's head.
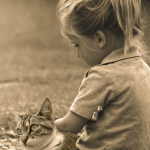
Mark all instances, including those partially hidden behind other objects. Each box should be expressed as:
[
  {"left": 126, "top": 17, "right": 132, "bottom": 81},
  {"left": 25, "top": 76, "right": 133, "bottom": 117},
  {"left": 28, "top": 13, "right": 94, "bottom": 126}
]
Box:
[{"left": 15, "top": 98, "right": 57, "bottom": 150}]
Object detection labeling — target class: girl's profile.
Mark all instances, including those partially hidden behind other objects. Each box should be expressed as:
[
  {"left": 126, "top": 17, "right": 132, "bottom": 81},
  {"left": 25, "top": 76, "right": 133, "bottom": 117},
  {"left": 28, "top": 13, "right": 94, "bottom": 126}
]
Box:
[{"left": 55, "top": 0, "right": 150, "bottom": 149}]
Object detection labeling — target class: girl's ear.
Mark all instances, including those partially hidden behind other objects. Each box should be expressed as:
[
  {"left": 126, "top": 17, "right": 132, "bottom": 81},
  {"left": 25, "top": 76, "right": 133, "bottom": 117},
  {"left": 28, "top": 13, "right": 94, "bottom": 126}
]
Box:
[
  {"left": 94, "top": 31, "right": 106, "bottom": 48},
  {"left": 35, "top": 98, "right": 52, "bottom": 119}
]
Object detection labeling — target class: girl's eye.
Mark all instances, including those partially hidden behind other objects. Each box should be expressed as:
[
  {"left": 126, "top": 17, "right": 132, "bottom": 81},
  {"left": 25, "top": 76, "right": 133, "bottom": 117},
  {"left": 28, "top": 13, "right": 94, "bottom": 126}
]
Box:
[
  {"left": 17, "top": 128, "right": 22, "bottom": 135},
  {"left": 30, "top": 124, "right": 38, "bottom": 132},
  {"left": 73, "top": 44, "right": 79, "bottom": 49}
]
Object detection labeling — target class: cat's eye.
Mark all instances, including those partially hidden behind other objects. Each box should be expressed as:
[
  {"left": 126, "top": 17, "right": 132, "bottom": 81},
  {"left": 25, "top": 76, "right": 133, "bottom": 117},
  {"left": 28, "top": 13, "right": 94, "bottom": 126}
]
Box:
[
  {"left": 17, "top": 128, "right": 22, "bottom": 135},
  {"left": 30, "top": 124, "right": 38, "bottom": 132}
]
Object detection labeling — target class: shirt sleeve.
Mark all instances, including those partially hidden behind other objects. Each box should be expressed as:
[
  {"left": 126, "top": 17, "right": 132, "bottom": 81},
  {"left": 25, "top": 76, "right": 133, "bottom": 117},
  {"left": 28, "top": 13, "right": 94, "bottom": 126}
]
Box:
[{"left": 70, "top": 67, "right": 114, "bottom": 121}]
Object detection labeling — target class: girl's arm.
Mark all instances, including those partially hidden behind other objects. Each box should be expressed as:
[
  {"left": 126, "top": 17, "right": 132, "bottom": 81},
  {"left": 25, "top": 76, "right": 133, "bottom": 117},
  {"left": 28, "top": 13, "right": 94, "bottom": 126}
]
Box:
[{"left": 54, "top": 111, "right": 89, "bottom": 134}]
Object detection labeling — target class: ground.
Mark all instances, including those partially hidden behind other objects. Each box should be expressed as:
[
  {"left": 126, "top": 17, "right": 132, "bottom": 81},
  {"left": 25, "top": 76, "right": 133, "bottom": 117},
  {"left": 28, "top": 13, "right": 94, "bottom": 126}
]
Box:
[{"left": 0, "top": 46, "right": 88, "bottom": 150}]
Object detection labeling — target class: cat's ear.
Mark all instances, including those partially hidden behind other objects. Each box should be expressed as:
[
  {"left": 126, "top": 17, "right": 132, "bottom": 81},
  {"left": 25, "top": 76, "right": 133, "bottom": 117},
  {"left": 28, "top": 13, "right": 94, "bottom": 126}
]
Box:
[
  {"left": 35, "top": 98, "right": 52, "bottom": 119},
  {"left": 13, "top": 111, "right": 24, "bottom": 122}
]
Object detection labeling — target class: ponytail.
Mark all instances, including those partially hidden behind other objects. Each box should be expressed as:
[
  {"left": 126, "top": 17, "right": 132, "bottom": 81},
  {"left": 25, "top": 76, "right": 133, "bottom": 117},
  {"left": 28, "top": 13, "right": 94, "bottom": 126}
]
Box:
[{"left": 110, "top": 0, "right": 145, "bottom": 54}]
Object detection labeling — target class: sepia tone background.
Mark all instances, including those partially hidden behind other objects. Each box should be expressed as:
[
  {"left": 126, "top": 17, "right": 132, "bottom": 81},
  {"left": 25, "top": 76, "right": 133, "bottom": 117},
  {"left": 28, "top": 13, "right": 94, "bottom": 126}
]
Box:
[
  {"left": 0, "top": 0, "right": 149, "bottom": 149},
  {"left": 0, "top": 0, "right": 88, "bottom": 132}
]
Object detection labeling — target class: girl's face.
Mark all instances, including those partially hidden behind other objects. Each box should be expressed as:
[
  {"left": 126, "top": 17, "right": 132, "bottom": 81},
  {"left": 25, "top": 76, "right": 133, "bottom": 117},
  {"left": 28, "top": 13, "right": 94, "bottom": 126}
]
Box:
[{"left": 67, "top": 33, "right": 109, "bottom": 66}]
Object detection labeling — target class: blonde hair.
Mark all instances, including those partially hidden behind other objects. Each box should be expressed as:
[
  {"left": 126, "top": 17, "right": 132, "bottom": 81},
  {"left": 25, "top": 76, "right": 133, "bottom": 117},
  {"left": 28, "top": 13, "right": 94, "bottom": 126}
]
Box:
[{"left": 57, "top": 0, "right": 146, "bottom": 54}]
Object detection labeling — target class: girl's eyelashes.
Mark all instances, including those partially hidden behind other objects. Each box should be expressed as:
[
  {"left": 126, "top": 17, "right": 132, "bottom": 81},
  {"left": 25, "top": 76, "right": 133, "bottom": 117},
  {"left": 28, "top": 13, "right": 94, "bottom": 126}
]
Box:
[
  {"left": 73, "top": 44, "right": 79, "bottom": 49},
  {"left": 68, "top": 43, "right": 79, "bottom": 49}
]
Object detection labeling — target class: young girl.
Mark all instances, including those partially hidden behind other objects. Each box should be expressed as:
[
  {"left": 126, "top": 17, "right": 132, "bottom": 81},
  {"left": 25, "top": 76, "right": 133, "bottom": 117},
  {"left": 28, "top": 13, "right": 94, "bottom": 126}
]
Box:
[{"left": 55, "top": 0, "right": 150, "bottom": 149}]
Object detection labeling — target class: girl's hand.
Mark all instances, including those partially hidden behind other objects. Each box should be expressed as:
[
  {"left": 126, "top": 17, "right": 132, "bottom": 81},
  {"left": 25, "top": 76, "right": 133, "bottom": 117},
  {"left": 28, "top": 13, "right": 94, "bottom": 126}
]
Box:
[{"left": 54, "top": 111, "right": 89, "bottom": 134}]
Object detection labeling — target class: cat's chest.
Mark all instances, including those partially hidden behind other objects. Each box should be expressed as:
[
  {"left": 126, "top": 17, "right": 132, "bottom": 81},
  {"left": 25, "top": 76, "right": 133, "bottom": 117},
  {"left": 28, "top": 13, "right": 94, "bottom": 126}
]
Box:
[
  {"left": 24, "top": 134, "right": 64, "bottom": 150},
  {"left": 47, "top": 134, "right": 65, "bottom": 150},
  {"left": 47, "top": 132, "right": 78, "bottom": 150}
]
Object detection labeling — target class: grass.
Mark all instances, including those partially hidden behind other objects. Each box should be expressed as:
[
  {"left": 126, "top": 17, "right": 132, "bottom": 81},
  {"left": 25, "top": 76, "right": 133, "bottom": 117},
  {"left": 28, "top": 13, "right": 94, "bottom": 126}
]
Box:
[
  {"left": 0, "top": 44, "right": 89, "bottom": 150},
  {"left": 0, "top": 46, "right": 88, "bottom": 131},
  {"left": 0, "top": 1, "right": 88, "bottom": 131},
  {"left": 0, "top": 3, "right": 89, "bottom": 149}
]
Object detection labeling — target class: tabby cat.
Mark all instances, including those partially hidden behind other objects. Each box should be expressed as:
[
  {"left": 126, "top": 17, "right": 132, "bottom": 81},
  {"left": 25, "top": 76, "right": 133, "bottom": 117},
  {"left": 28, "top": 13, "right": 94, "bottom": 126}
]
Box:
[{"left": 15, "top": 98, "right": 78, "bottom": 150}]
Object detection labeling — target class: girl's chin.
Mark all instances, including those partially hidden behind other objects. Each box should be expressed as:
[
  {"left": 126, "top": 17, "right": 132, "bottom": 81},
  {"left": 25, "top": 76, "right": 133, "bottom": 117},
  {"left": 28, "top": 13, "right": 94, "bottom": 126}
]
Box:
[{"left": 84, "top": 61, "right": 90, "bottom": 66}]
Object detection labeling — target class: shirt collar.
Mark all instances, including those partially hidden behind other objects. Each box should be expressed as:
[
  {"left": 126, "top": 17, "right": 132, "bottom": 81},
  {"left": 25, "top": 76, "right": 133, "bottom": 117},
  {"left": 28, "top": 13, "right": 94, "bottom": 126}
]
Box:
[{"left": 101, "top": 46, "right": 141, "bottom": 65}]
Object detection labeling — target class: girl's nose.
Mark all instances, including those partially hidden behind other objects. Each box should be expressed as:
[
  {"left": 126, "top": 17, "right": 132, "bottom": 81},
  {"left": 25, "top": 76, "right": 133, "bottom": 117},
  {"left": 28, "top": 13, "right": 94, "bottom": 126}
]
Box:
[{"left": 76, "top": 49, "right": 81, "bottom": 58}]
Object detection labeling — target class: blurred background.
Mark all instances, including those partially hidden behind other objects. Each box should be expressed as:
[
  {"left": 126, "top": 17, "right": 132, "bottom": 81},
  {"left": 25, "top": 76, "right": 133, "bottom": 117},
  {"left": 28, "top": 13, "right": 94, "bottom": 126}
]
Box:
[
  {"left": 0, "top": 0, "right": 88, "bottom": 131},
  {"left": 0, "top": 0, "right": 149, "bottom": 149}
]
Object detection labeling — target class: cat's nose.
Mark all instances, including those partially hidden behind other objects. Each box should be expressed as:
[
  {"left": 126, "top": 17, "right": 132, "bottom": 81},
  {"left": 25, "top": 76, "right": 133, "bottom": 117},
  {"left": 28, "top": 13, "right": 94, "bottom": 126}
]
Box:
[{"left": 21, "top": 136, "right": 28, "bottom": 145}]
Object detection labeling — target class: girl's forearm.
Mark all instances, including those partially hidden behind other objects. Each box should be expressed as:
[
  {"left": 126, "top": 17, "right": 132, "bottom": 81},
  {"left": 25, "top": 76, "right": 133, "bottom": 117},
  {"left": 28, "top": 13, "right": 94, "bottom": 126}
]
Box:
[
  {"left": 54, "top": 111, "right": 88, "bottom": 134},
  {"left": 54, "top": 118, "right": 68, "bottom": 132}
]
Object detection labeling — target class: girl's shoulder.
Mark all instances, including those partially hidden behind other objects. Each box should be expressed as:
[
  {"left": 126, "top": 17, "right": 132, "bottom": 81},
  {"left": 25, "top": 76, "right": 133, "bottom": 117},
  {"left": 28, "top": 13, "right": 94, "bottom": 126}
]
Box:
[
  {"left": 84, "top": 62, "right": 119, "bottom": 79},
  {"left": 84, "top": 55, "right": 150, "bottom": 86}
]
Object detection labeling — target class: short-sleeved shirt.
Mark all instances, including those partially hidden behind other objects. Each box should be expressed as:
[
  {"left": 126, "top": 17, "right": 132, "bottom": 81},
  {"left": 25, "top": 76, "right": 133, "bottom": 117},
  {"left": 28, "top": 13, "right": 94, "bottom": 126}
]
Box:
[{"left": 70, "top": 46, "right": 150, "bottom": 150}]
